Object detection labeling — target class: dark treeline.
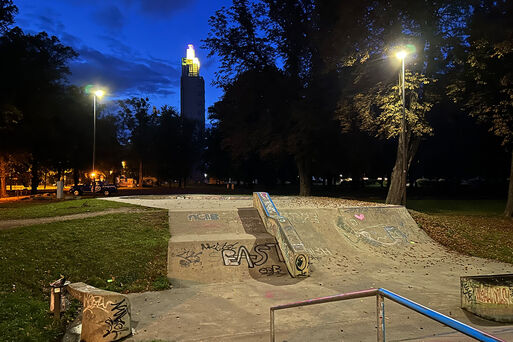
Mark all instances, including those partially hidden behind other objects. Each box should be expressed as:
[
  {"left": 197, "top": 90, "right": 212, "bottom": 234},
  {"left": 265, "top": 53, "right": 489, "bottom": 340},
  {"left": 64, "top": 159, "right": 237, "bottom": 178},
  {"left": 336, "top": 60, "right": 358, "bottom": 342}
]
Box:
[{"left": 202, "top": 0, "right": 513, "bottom": 216}]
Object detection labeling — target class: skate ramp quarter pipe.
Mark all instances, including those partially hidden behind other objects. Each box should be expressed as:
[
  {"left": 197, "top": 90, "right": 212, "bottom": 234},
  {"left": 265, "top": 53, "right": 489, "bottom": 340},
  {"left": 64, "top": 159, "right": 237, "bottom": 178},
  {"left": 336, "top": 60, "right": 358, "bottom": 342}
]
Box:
[
  {"left": 279, "top": 204, "right": 428, "bottom": 272},
  {"left": 334, "top": 205, "right": 426, "bottom": 247}
]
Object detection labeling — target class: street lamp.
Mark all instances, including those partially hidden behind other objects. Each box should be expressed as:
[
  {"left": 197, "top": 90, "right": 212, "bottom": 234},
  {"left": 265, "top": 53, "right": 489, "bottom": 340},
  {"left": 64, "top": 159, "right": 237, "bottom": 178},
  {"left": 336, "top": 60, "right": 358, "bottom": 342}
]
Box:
[
  {"left": 92, "top": 89, "right": 105, "bottom": 179},
  {"left": 395, "top": 50, "right": 408, "bottom": 204}
]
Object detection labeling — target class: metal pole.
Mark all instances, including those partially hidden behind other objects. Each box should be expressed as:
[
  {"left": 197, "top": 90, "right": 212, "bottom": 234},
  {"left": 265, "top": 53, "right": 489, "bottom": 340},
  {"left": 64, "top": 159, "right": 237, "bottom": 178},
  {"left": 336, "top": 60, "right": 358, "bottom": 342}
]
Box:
[
  {"left": 377, "top": 294, "right": 385, "bottom": 342},
  {"left": 93, "top": 94, "right": 96, "bottom": 174},
  {"left": 270, "top": 308, "right": 275, "bottom": 342},
  {"left": 401, "top": 57, "right": 407, "bottom": 205}
]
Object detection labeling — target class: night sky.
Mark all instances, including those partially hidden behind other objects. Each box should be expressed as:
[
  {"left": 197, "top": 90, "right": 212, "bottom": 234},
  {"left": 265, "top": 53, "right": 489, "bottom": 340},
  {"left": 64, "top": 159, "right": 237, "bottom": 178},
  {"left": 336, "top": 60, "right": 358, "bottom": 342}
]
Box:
[{"left": 14, "top": 0, "right": 232, "bottom": 120}]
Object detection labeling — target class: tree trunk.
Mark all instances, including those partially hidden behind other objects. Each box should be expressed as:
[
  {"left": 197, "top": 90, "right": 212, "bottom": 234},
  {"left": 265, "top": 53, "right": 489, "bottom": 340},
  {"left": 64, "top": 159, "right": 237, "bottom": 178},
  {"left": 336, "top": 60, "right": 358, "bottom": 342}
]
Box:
[
  {"left": 0, "top": 154, "right": 7, "bottom": 198},
  {"left": 386, "top": 134, "right": 421, "bottom": 205},
  {"left": 504, "top": 150, "right": 513, "bottom": 217},
  {"left": 297, "top": 157, "right": 312, "bottom": 196},
  {"left": 386, "top": 157, "right": 405, "bottom": 205},
  {"left": 138, "top": 160, "right": 143, "bottom": 188},
  {"left": 31, "top": 159, "right": 39, "bottom": 195}
]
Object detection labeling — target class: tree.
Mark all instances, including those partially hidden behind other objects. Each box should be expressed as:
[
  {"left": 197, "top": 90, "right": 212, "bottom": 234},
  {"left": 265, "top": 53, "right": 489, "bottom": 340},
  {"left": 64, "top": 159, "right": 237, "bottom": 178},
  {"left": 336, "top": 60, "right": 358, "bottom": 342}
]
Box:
[
  {"left": 0, "top": 0, "right": 16, "bottom": 34},
  {"left": 333, "top": 0, "right": 469, "bottom": 204},
  {"left": 447, "top": 0, "right": 513, "bottom": 216},
  {"left": 351, "top": 70, "right": 436, "bottom": 204},
  {"left": 204, "top": 0, "right": 275, "bottom": 87},
  {"left": 205, "top": 0, "right": 344, "bottom": 195},
  {"left": 153, "top": 105, "right": 202, "bottom": 186},
  {"left": 0, "top": 26, "right": 76, "bottom": 195},
  {"left": 117, "top": 98, "right": 157, "bottom": 188}
]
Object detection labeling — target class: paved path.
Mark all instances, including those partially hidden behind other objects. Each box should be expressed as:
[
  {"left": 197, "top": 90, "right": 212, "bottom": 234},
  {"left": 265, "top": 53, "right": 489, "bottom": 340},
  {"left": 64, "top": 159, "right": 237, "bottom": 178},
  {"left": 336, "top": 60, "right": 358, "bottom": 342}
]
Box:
[{"left": 0, "top": 208, "right": 149, "bottom": 230}]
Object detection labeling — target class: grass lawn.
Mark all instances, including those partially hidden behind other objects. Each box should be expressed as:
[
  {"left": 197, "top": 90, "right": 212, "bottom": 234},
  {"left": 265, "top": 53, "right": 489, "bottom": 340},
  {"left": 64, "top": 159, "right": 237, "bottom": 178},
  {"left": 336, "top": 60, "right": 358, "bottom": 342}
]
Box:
[
  {"left": 0, "top": 198, "right": 140, "bottom": 221},
  {"left": 407, "top": 199, "right": 513, "bottom": 265},
  {"left": 0, "top": 210, "right": 170, "bottom": 341},
  {"left": 407, "top": 199, "right": 506, "bottom": 216}
]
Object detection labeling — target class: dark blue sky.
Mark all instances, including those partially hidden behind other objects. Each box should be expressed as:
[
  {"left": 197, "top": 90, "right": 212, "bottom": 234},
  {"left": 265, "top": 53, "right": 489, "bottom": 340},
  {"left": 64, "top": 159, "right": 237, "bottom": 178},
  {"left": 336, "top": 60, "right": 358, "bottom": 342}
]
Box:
[{"left": 14, "top": 0, "right": 232, "bottom": 117}]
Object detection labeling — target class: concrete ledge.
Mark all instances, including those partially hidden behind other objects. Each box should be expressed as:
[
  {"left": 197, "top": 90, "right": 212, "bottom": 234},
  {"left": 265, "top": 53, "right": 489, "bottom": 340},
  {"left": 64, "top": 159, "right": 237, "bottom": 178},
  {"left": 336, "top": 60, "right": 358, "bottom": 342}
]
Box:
[
  {"left": 461, "top": 274, "right": 513, "bottom": 322},
  {"left": 253, "top": 192, "right": 310, "bottom": 277},
  {"left": 67, "top": 282, "right": 131, "bottom": 341},
  {"left": 168, "top": 233, "right": 288, "bottom": 283}
]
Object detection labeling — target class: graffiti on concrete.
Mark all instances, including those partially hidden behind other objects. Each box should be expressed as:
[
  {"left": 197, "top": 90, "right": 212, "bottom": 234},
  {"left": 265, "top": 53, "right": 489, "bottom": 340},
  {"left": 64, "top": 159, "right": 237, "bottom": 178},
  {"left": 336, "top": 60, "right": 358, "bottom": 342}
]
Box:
[
  {"left": 201, "top": 242, "right": 238, "bottom": 252},
  {"left": 305, "top": 247, "right": 333, "bottom": 258},
  {"left": 256, "top": 192, "right": 279, "bottom": 216},
  {"left": 188, "top": 213, "right": 219, "bottom": 221},
  {"left": 354, "top": 214, "right": 365, "bottom": 221},
  {"left": 462, "top": 282, "right": 474, "bottom": 303},
  {"left": 295, "top": 254, "right": 307, "bottom": 272},
  {"left": 475, "top": 286, "right": 513, "bottom": 305},
  {"left": 103, "top": 298, "right": 130, "bottom": 339},
  {"left": 176, "top": 249, "right": 202, "bottom": 267},
  {"left": 222, "top": 243, "right": 284, "bottom": 268},
  {"left": 336, "top": 216, "right": 408, "bottom": 247},
  {"left": 286, "top": 212, "right": 320, "bottom": 224},
  {"left": 259, "top": 265, "right": 285, "bottom": 276}
]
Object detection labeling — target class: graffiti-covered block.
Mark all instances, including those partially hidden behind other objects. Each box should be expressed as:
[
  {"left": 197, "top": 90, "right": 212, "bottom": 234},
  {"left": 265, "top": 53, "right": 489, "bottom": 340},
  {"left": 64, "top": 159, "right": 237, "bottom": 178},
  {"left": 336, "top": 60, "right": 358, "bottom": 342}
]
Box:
[
  {"left": 461, "top": 274, "right": 513, "bottom": 322},
  {"left": 67, "top": 282, "right": 131, "bottom": 342},
  {"left": 168, "top": 235, "right": 289, "bottom": 283}
]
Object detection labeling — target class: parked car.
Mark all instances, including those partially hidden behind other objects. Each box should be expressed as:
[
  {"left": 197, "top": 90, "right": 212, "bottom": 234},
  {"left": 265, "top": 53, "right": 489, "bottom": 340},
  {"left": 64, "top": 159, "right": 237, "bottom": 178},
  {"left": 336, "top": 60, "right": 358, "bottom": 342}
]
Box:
[{"left": 69, "top": 182, "right": 117, "bottom": 196}]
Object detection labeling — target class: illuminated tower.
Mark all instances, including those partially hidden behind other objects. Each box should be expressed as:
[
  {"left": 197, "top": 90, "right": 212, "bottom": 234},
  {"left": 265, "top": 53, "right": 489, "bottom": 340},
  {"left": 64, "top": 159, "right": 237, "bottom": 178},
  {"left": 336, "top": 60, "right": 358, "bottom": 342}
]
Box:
[{"left": 180, "top": 44, "right": 205, "bottom": 131}]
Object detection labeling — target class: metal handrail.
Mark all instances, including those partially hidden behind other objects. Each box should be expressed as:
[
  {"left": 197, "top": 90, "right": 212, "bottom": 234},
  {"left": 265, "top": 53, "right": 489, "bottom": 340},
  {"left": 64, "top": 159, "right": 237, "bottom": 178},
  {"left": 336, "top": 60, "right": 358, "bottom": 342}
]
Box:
[{"left": 269, "top": 288, "right": 506, "bottom": 342}]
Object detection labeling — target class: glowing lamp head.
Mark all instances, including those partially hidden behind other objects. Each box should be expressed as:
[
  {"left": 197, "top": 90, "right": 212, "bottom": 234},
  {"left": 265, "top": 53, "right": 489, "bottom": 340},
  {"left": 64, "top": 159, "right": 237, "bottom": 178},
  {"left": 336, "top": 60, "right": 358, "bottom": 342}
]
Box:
[
  {"left": 396, "top": 50, "right": 408, "bottom": 60},
  {"left": 91, "top": 172, "right": 96, "bottom": 178},
  {"left": 94, "top": 90, "right": 105, "bottom": 97}
]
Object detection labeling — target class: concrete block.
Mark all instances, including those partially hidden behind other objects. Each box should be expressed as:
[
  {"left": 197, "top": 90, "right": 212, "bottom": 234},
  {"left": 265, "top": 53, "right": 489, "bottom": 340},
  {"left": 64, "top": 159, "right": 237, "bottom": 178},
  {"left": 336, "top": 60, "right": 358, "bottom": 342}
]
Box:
[
  {"left": 67, "top": 282, "right": 131, "bottom": 341},
  {"left": 461, "top": 274, "right": 513, "bottom": 322}
]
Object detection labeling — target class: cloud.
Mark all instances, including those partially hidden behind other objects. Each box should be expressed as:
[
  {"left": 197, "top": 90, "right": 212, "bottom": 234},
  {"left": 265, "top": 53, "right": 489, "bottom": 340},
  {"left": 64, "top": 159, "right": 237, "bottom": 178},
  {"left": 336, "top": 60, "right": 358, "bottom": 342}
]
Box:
[
  {"left": 139, "top": 0, "right": 193, "bottom": 17},
  {"left": 63, "top": 0, "right": 196, "bottom": 18},
  {"left": 97, "top": 35, "right": 133, "bottom": 55},
  {"left": 92, "top": 5, "right": 124, "bottom": 31},
  {"left": 69, "top": 46, "right": 180, "bottom": 98},
  {"left": 201, "top": 56, "right": 216, "bottom": 70},
  {"left": 60, "top": 32, "right": 82, "bottom": 46}
]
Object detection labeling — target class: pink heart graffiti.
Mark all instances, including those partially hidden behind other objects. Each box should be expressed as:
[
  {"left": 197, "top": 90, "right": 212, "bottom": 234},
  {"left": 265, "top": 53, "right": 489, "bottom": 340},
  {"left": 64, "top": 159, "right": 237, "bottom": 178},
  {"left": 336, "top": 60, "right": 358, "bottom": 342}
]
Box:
[{"left": 354, "top": 214, "right": 365, "bottom": 221}]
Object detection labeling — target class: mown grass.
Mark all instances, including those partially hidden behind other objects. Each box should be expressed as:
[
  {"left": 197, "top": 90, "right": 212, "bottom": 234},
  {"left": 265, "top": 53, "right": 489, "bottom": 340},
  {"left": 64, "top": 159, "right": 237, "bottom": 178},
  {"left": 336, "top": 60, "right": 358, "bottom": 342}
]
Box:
[
  {"left": 0, "top": 211, "right": 170, "bottom": 341},
  {"left": 408, "top": 199, "right": 513, "bottom": 265},
  {"left": 0, "top": 198, "right": 140, "bottom": 221}
]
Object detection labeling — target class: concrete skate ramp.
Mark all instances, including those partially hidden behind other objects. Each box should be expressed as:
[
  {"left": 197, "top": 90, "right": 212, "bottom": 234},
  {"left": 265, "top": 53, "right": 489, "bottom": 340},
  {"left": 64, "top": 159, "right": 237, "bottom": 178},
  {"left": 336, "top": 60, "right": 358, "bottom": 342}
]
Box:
[
  {"left": 280, "top": 205, "right": 429, "bottom": 274},
  {"left": 167, "top": 208, "right": 291, "bottom": 284}
]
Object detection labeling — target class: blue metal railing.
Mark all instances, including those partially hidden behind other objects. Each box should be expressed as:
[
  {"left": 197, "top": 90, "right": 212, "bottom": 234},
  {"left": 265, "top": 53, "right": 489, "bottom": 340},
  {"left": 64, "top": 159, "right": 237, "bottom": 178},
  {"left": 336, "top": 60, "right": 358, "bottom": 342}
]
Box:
[{"left": 270, "top": 288, "right": 506, "bottom": 342}]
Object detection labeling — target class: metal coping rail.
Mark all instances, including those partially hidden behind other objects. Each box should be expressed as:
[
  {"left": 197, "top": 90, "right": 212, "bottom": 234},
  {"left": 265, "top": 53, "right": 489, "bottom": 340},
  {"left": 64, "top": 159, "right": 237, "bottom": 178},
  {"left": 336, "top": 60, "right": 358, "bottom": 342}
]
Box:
[
  {"left": 256, "top": 192, "right": 281, "bottom": 218},
  {"left": 269, "top": 288, "right": 505, "bottom": 342}
]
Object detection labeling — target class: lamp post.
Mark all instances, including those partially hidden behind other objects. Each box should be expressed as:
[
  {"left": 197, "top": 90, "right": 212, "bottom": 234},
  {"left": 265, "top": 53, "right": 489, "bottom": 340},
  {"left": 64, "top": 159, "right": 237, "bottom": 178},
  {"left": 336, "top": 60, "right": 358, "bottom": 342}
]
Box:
[
  {"left": 92, "top": 89, "right": 104, "bottom": 179},
  {"left": 396, "top": 50, "right": 407, "bottom": 204}
]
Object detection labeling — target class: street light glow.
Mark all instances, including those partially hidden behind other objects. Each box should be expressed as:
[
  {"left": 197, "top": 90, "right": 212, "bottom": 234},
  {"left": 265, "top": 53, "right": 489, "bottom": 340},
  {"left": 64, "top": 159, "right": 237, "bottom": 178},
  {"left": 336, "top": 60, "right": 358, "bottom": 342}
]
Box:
[
  {"left": 94, "top": 89, "right": 105, "bottom": 97},
  {"left": 396, "top": 50, "right": 407, "bottom": 60}
]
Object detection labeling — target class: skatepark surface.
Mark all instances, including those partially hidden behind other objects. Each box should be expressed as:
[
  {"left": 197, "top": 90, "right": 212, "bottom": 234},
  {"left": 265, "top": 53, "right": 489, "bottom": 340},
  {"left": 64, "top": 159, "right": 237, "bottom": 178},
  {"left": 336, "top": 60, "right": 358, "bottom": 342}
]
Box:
[{"left": 104, "top": 195, "right": 513, "bottom": 341}]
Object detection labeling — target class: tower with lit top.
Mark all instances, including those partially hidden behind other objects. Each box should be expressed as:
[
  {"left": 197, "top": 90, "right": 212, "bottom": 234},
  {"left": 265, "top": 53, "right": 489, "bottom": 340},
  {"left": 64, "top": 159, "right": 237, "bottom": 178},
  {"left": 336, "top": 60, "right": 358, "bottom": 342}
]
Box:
[{"left": 180, "top": 44, "right": 205, "bottom": 131}]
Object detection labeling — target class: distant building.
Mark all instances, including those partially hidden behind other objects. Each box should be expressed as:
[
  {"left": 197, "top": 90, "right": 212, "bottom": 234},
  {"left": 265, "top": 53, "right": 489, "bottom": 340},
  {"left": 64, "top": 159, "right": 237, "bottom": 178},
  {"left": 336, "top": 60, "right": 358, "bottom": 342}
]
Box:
[{"left": 180, "top": 44, "right": 205, "bottom": 131}]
